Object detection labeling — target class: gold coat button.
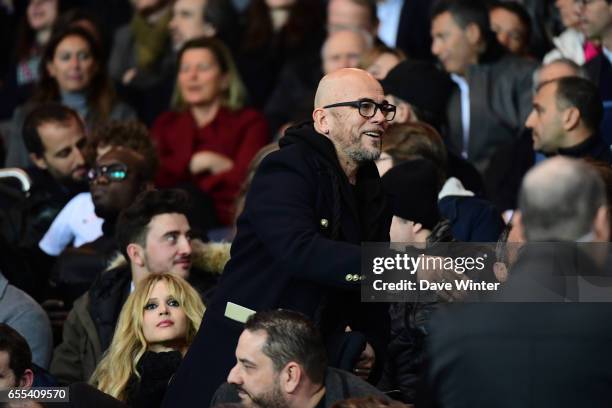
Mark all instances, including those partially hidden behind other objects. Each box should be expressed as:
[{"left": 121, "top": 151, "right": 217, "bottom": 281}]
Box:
[{"left": 320, "top": 218, "right": 329, "bottom": 229}]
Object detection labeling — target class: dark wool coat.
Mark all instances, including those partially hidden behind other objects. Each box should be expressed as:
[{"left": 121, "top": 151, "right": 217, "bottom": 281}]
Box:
[{"left": 162, "top": 122, "right": 391, "bottom": 408}]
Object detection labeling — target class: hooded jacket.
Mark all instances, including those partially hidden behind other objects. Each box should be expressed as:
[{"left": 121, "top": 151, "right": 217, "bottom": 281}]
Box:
[
  {"left": 162, "top": 122, "right": 391, "bottom": 408},
  {"left": 50, "top": 240, "right": 230, "bottom": 385}
]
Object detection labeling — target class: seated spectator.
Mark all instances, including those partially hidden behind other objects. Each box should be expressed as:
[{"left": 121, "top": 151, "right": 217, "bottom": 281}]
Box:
[
  {"left": 379, "top": 61, "right": 483, "bottom": 195},
  {"left": 431, "top": 0, "right": 536, "bottom": 172},
  {"left": 50, "top": 189, "right": 229, "bottom": 385},
  {"left": 39, "top": 121, "right": 157, "bottom": 257},
  {"left": 237, "top": 0, "right": 324, "bottom": 108},
  {"left": 322, "top": 29, "right": 374, "bottom": 75},
  {"left": 0, "top": 323, "right": 35, "bottom": 390},
  {"left": 525, "top": 77, "right": 611, "bottom": 163},
  {"left": 0, "top": 103, "right": 87, "bottom": 299},
  {"left": 544, "top": 0, "right": 588, "bottom": 64},
  {"left": 581, "top": 0, "right": 612, "bottom": 147},
  {"left": 51, "top": 8, "right": 108, "bottom": 61},
  {"left": 359, "top": 44, "right": 405, "bottom": 80},
  {"left": 91, "top": 273, "right": 205, "bottom": 407},
  {"left": 489, "top": 1, "right": 532, "bottom": 57},
  {"left": 376, "top": 122, "right": 504, "bottom": 242},
  {"left": 109, "top": 0, "right": 174, "bottom": 124},
  {"left": 5, "top": 25, "right": 136, "bottom": 168},
  {"left": 210, "top": 310, "right": 388, "bottom": 408},
  {"left": 152, "top": 37, "right": 269, "bottom": 226},
  {"left": 0, "top": 272, "right": 52, "bottom": 369},
  {"left": 0, "top": 0, "right": 60, "bottom": 120}
]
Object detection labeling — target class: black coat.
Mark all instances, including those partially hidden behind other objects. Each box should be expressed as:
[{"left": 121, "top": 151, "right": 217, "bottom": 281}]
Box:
[{"left": 162, "top": 122, "right": 391, "bottom": 407}]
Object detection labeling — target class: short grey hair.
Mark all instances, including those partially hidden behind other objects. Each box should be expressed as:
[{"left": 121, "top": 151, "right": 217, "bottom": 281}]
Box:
[
  {"left": 532, "top": 58, "right": 588, "bottom": 92},
  {"left": 321, "top": 28, "right": 374, "bottom": 59},
  {"left": 519, "top": 157, "right": 606, "bottom": 241}
]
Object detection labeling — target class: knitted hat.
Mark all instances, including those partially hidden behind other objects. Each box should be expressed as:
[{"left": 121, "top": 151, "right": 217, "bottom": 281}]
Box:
[
  {"left": 380, "top": 60, "right": 454, "bottom": 122},
  {"left": 382, "top": 159, "right": 440, "bottom": 230}
]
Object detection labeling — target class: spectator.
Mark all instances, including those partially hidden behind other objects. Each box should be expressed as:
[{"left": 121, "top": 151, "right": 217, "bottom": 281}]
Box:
[
  {"left": 544, "top": 0, "right": 587, "bottom": 64},
  {"left": 322, "top": 29, "right": 373, "bottom": 75},
  {"left": 0, "top": 272, "right": 52, "bottom": 369},
  {"left": 359, "top": 44, "right": 405, "bottom": 80},
  {"left": 0, "top": 323, "right": 34, "bottom": 390},
  {"left": 581, "top": 0, "right": 612, "bottom": 147},
  {"left": 525, "top": 77, "right": 611, "bottom": 163},
  {"left": 210, "top": 310, "right": 389, "bottom": 408},
  {"left": 5, "top": 25, "right": 136, "bottom": 169},
  {"left": 91, "top": 273, "right": 205, "bottom": 407},
  {"left": 152, "top": 37, "right": 269, "bottom": 226},
  {"left": 50, "top": 189, "right": 229, "bottom": 385},
  {"left": 237, "top": 0, "right": 325, "bottom": 108},
  {"left": 425, "top": 157, "right": 611, "bottom": 407},
  {"left": 430, "top": 0, "right": 536, "bottom": 172},
  {"left": 162, "top": 68, "right": 402, "bottom": 407},
  {"left": 489, "top": 1, "right": 532, "bottom": 57},
  {"left": 0, "top": 0, "right": 61, "bottom": 119}
]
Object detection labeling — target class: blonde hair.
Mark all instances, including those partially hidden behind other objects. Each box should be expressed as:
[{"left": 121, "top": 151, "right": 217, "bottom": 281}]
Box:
[{"left": 90, "top": 273, "right": 205, "bottom": 401}]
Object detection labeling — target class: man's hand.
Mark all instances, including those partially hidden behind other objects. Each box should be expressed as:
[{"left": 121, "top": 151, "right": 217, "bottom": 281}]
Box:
[
  {"left": 353, "top": 342, "right": 375, "bottom": 380},
  {"left": 189, "top": 151, "right": 234, "bottom": 175},
  {"left": 390, "top": 215, "right": 417, "bottom": 243}
]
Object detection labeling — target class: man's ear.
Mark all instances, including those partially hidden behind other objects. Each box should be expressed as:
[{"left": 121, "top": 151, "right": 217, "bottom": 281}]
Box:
[
  {"left": 29, "top": 153, "right": 48, "bottom": 170},
  {"left": 281, "top": 362, "right": 302, "bottom": 394},
  {"left": 465, "top": 22, "right": 482, "bottom": 47},
  {"left": 313, "top": 108, "right": 330, "bottom": 136},
  {"left": 562, "top": 106, "right": 580, "bottom": 131},
  {"left": 592, "top": 206, "right": 610, "bottom": 242},
  {"left": 18, "top": 368, "right": 34, "bottom": 388},
  {"left": 127, "top": 243, "right": 146, "bottom": 267}
]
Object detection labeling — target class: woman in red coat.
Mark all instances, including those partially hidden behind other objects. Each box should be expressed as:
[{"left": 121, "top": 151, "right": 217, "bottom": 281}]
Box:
[{"left": 152, "top": 37, "right": 270, "bottom": 225}]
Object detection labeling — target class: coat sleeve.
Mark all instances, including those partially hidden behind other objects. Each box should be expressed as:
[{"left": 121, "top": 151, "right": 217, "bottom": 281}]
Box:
[
  {"left": 242, "top": 150, "right": 364, "bottom": 290},
  {"left": 50, "top": 299, "right": 90, "bottom": 385}
]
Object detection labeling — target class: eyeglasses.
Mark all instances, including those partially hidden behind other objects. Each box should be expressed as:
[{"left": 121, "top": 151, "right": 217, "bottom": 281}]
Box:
[
  {"left": 323, "top": 99, "right": 397, "bottom": 121},
  {"left": 87, "top": 163, "right": 128, "bottom": 183}
]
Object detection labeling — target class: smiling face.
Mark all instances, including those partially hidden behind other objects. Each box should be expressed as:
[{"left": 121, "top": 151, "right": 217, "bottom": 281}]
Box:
[
  {"left": 142, "top": 213, "right": 193, "bottom": 277},
  {"left": 46, "top": 34, "right": 97, "bottom": 93},
  {"left": 141, "top": 280, "right": 189, "bottom": 351},
  {"left": 431, "top": 11, "right": 481, "bottom": 76},
  {"left": 227, "top": 330, "right": 288, "bottom": 408},
  {"left": 178, "top": 47, "right": 227, "bottom": 107}
]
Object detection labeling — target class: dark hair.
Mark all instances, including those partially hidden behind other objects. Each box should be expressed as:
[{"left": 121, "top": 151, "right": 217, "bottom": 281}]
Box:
[
  {"left": 331, "top": 396, "right": 408, "bottom": 408},
  {"left": 552, "top": 76, "right": 603, "bottom": 133},
  {"left": 22, "top": 102, "right": 82, "bottom": 156},
  {"left": 34, "top": 25, "right": 117, "bottom": 122},
  {"left": 52, "top": 8, "right": 107, "bottom": 57},
  {"left": 490, "top": 1, "right": 532, "bottom": 49},
  {"left": 431, "top": 0, "right": 500, "bottom": 58},
  {"left": 242, "top": 0, "right": 323, "bottom": 52},
  {"left": 85, "top": 120, "right": 158, "bottom": 179},
  {"left": 0, "top": 324, "right": 32, "bottom": 382},
  {"left": 245, "top": 310, "right": 327, "bottom": 385},
  {"left": 176, "top": 36, "right": 246, "bottom": 110},
  {"left": 116, "top": 189, "right": 191, "bottom": 259},
  {"left": 14, "top": 0, "right": 65, "bottom": 63}
]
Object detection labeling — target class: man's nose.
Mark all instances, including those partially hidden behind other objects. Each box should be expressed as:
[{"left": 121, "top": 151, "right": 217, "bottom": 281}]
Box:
[
  {"left": 178, "top": 236, "right": 192, "bottom": 255},
  {"left": 227, "top": 364, "right": 241, "bottom": 384},
  {"left": 525, "top": 110, "right": 536, "bottom": 129}
]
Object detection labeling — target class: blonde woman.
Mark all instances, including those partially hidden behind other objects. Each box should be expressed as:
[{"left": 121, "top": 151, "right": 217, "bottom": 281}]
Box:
[{"left": 90, "top": 273, "right": 204, "bottom": 407}]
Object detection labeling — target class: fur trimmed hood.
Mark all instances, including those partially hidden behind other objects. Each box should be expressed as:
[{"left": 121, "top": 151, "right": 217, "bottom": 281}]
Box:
[{"left": 105, "top": 239, "right": 231, "bottom": 275}]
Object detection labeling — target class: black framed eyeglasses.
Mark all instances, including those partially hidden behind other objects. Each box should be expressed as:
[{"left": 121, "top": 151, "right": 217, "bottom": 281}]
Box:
[
  {"left": 323, "top": 99, "right": 396, "bottom": 121},
  {"left": 87, "top": 163, "right": 128, "bottom": 183}
]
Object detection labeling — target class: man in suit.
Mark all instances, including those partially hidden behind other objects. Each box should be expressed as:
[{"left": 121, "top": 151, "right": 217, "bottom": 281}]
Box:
[
  {"left": 162, "top": 68, "right": 398, "bottom": 407},
  {"left": 424, "top": 156, "right": 612, "bottom": 407}
]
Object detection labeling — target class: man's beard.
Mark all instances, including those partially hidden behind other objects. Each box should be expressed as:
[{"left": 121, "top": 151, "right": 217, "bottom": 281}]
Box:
[
  {"left": 344, "top": 134, "right": 382, "bottom": 164},
  {"left": 235, "top": 383, "right": 289, "bottom": 408}
]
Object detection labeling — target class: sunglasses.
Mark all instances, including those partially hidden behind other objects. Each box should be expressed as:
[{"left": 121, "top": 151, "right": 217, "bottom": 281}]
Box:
[{"left": 87, "top": 163, "right": 128, "bottom": 183}]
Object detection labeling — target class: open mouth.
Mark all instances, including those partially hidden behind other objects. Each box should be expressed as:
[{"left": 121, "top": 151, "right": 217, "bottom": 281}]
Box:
[{"left": 363, "top": 131, "right": 383, "bottom": 139}]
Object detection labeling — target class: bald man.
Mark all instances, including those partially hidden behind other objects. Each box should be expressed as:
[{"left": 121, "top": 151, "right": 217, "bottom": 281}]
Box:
[{"left": 162, "top": 69, "right": 396, "bottom": 407}]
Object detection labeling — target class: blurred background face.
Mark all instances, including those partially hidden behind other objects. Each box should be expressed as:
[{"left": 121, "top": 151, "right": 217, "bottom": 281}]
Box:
[
  {"left": 46, "top": 35, "right": 97, "bottom": 93},
  {"left": 556, "top": 0, "right": 581, "bottom": 29},
  {"left": 327, "top": 0, "right": 374, "bottom": 34},
  {"left": 322, "top": 30, "right": 369, "bottom": 74},
  {"left": 134, "top": 0, "right": 167, "bottom": 14},
  {"left": 431, "top": 12, "right": 479, "bottom": 76},
  {"left": 178, "top": 47, "right": 227, "bottom": 106},
  {"left": 169, "top": 0, "right": 208, "bottom": 50},
  {"left": 490, "top": 8, "right": 528, "bottom": 55},
  {"left": 580, "top": 0, "right": 612, "bottom": 39},
  {"left": 265, "top": 0, "right": 296, "bottom": 9},
  {"left": 27, "top": 0, "right": 58, "bottom": 31},
  {"left": 141, "top": 280, "right": 188, "bottom": 351},
  {"left": 366, "top": 52, "right": 401, "bottom": 79}
]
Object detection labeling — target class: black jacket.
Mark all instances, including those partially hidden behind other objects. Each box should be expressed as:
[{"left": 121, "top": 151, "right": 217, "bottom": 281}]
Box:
[{"left": 162, "top": 122, "right": 391, "bottom": 407}]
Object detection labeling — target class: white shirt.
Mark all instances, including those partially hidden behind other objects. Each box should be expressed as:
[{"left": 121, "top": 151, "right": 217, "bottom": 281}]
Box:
[
  {"left": 377, "top": 0, "right": 404, "bottom": 48},
  {"left": 603, "top": 47, "right": 612, "bottom": 65},
  {"left": 450, "top": 74, "right": 471, "bottom": 159},
  {"left": 39, "top": 192, "right": 104, "bottom": 256}
]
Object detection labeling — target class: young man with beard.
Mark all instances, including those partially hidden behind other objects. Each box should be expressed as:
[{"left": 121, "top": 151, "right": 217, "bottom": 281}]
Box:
[{"left": 212, "top": 310, "right": 387, "bottom": 408}]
